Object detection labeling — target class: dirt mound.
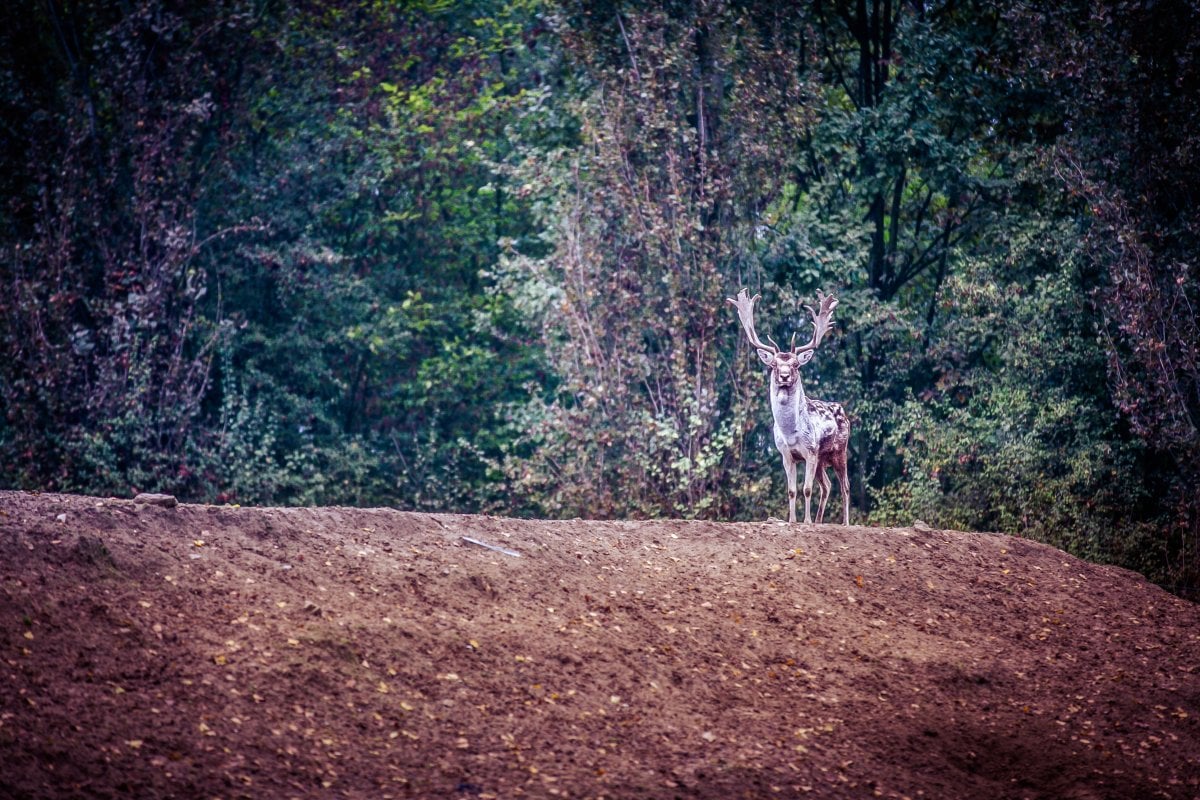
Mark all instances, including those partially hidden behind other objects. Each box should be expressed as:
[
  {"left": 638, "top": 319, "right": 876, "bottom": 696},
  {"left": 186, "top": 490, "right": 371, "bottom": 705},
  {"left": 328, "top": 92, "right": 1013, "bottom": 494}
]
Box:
[{"left": 1, "top": 491, "right": 1198, "bottom": 799}]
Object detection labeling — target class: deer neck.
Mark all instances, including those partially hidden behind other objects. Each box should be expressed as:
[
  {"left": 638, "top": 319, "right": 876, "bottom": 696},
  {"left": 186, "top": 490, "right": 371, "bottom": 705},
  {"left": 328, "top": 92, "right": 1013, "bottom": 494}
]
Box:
[{"left": 770, "top": 373, "right": 809, "bottom": 437}]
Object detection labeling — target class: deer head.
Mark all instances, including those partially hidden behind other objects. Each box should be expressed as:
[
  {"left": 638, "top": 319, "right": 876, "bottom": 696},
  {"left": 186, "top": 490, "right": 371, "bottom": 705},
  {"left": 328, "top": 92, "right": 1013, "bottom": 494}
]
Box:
[{"left": 726, "top": 288, "right": 838, "bottom": 387}]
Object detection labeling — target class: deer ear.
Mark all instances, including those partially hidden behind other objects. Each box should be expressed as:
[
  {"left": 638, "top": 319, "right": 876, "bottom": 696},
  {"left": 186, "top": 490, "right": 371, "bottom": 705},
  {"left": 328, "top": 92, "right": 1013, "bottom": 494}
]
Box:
[
  {"left": 756, "top": 348, "right": 775, "bottom": 366},
  {"left": 795, "top": 350, "right": 815, "bottom": 366}
]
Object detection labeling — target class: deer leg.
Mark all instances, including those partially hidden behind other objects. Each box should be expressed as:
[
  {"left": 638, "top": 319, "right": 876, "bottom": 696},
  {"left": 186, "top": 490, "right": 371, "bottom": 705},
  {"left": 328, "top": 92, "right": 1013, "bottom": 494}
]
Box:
[
  {"left": 802, "top": 457, "right": 818, "bottom": 524},
  {"left": 782, "top": 453, "right": 798, "bottom": 523},
  {"left": 816, "top": 467, "right": 831, "bottom": 524},
  {"left": 836, "top": 460, "right": 851, "bottom": 526}
]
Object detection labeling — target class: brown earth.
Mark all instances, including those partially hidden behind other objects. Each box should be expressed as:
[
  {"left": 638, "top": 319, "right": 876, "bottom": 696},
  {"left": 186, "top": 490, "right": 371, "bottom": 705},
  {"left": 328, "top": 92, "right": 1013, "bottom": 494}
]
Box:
[{"left": 1, "top": 490, "right": 1198, "bottom": 800}]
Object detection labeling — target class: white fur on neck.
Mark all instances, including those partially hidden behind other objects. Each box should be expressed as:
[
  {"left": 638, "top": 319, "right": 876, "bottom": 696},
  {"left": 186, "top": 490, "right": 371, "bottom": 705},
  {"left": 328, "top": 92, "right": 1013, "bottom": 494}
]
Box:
[{"left": 772, "top": 372, "right": 813, "bottom": 450}]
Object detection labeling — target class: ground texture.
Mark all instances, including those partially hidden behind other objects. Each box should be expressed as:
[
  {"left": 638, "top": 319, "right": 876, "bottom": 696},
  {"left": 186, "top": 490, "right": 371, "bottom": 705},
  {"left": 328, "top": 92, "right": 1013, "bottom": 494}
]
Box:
[{"left": 1, "top": 490, "right": 1198, "bottom": 799}]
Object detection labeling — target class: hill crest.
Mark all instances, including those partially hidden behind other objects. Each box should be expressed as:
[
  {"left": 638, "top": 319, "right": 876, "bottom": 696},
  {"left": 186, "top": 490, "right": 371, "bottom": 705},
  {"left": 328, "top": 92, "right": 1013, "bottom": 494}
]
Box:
[{"left": 2, "top": 491, "right": 1198, "bottom": 798}]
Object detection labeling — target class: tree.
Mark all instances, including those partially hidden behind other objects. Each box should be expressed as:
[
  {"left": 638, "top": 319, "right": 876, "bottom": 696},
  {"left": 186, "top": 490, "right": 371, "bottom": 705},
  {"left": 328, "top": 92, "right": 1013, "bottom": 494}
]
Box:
[
  {"left": 500, "top": 0, "right": 820, "bottom": 517},
  {"left": 0, "top": 0, "right": 263, "bottom": 495},
  {"left": 768, "top": 0, "right": 1031, "bottom": 513},
  {"left": 996, "top": 0, "right": 1200, "bottom": 589},
  {"left": 194, "top": 0, "right": 556, "bottom": 507},
  {"left": 0, "top": 0, "right": 553, "bottom": 508}
]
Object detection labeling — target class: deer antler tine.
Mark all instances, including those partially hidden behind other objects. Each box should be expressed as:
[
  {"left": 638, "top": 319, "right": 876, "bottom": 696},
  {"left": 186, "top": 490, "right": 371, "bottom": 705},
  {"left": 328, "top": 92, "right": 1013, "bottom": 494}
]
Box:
[
  {"left": 795, "top": 290, "right": 839, "bottom": 353},
  {"left": 727, "top": 287, "right": 778, "bottom": 355}
]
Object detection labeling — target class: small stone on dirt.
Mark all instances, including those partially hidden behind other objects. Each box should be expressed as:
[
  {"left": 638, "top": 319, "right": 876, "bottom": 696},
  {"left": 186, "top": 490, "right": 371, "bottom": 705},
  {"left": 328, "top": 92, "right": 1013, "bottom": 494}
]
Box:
[{"left": 133, "top": 493, "right": 178, "bottom": 508}]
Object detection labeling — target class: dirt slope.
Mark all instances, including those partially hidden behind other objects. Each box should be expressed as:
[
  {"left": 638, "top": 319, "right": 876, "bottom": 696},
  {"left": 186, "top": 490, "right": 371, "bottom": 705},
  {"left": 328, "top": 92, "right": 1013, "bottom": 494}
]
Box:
[{"left": 1, "top": 491, "right": 1198, "bottom": 799}]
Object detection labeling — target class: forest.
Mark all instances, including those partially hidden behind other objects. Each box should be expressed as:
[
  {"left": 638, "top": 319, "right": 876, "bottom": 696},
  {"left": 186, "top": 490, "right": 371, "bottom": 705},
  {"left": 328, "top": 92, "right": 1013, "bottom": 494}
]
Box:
[{"left": 1, "top": 0, "right": 1197, "bottom": 593}]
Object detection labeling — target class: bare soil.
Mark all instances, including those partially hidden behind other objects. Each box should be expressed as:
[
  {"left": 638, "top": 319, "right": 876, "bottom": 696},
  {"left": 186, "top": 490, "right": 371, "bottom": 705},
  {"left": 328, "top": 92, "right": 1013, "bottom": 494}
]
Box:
[{"left": 1, "top": 490, "right": 1198, "bottom": 799}]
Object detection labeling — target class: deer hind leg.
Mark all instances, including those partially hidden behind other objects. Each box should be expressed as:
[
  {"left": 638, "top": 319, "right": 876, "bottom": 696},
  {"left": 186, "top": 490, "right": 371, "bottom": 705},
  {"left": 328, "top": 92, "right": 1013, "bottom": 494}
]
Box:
[
  {"left": 815, "top": 467, "right": 832, "bottom": 524},
  {"left": 835, "top": 457, "right": 851, "bottom": 526}
]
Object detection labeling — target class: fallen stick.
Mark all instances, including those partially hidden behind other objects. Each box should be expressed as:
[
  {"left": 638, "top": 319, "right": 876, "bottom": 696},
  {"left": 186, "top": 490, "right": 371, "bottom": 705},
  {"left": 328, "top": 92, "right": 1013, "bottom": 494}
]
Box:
[{"left": 461, "top": 536, "right": 522, "bottom": 558}]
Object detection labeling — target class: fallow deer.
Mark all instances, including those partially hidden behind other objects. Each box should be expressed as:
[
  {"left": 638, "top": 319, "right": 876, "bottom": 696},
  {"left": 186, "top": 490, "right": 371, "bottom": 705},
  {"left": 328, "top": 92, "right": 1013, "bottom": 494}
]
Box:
[{"left": 728, "top": 288, "right": 851, "bottom": 525}]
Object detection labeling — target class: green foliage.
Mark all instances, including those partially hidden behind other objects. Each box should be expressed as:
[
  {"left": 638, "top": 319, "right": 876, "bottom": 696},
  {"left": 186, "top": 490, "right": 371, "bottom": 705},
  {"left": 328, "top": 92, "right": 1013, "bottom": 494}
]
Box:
[
  {"left": 495, "top": 2, "right": 818, "bottom": 518},
  {"left": 872, "top": 259, "right": 1163, "bottom": 577},
  {"left": 0, "top": 0, "right": 260, "bottom": 497},
  {"left": 992, "top": 0, "right": 1200, "bottom": 590},
  {"left": 0, "top": 0, "right": 1193, "bottom": 591}
]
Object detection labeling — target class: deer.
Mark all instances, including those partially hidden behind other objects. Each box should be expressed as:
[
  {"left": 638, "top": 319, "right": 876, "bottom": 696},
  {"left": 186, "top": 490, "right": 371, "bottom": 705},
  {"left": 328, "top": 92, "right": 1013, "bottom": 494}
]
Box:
[{"left": 727, "top": 288, "right": 851, "bottom": 525}]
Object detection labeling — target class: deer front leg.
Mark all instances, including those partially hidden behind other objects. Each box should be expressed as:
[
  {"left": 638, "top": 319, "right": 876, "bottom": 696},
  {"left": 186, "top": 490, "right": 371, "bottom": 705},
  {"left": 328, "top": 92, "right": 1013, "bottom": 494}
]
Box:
[
  {"left": 802, "top": 457, "right": 819, "bottom": 524},
  {"left": 782, "top": 453, "right": 798, "bottom": 523}
]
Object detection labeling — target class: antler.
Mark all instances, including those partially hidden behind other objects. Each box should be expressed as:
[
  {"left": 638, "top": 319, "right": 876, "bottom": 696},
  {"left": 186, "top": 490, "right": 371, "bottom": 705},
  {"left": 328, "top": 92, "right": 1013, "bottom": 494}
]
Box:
[
  {"left": 726, "top": 288, "right": 778, "bottom": 355},
  {"left": 794, "top": 290, "right": 838, "bottom": 353}
]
